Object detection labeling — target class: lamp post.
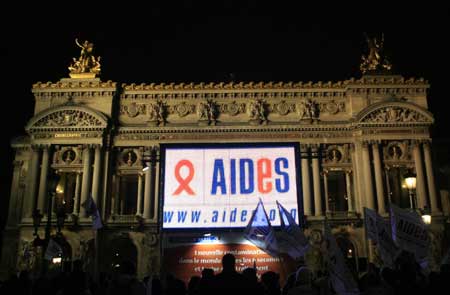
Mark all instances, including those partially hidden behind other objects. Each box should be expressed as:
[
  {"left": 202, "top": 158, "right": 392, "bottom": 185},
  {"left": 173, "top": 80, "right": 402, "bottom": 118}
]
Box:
[
  {"left": 404, "top": 170, "right": 417, "bottom": 210},
  {"left": 41, "top": 173, "right": 62, "bottom": 274}
]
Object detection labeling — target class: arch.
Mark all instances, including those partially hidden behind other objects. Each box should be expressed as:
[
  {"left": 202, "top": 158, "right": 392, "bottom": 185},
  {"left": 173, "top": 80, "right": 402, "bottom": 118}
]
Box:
[
  {"left": 356, "top": 101, "right": 434, "bottom": 125},
  {"left": 102, "top": 235, "right": 138, "bottom": 274},
  {"left": 25, "top": 105, "right": 108, "bottom": 132},
  {"left": 336, "top": 234, "right": 360, "bottom": 273}
]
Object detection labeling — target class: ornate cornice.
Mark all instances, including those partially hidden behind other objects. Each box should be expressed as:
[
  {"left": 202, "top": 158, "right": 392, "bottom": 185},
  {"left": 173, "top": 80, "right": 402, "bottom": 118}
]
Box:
[
  {"left": 121, "top": 77, "right": 428, "bottom": 91},
  {"left": 33, "top": 79, "right": 116, "bottom": 90}
]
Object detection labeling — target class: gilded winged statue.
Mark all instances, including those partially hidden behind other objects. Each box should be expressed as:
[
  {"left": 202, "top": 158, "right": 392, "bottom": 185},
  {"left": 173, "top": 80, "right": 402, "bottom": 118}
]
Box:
[
  {"left": 68, "top": 39, "right": 101, "bottom": 76},
  {"left": 360, "top": 33, "right": 392, "bottom": 74}
]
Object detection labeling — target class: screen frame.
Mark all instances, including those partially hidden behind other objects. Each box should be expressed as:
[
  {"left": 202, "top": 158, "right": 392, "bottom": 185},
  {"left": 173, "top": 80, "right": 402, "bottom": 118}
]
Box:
[{"left": 159, "top": 142, "right": 303, "bottom": 232}]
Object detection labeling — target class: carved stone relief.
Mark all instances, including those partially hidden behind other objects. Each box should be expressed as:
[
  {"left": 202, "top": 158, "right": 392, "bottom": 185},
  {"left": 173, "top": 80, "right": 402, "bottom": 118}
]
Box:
[
  {"left": 248, "top": 99, "right": 267, "bottom": 125},
  {"left": 219, "top": 101, "right": 246, "bottom": 116},
  {"left": 363, "top": 107, "right": 428, "bottom": 123},
  {"left": 35, "top": 110, "right": 104, "bottom": 127},
  {"left": 197, "top": 99, "right": 218, "bottom": 125},
  {"left": 53, "top": 145, "right": 82, "bottom": 165},
  {"left": 147, "top": 101, "right": 167, "bottom": 126}
]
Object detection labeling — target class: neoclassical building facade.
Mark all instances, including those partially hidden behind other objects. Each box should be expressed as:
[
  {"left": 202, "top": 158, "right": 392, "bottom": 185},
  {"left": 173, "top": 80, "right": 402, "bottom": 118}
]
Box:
[{"left": 0, "top": 41, "right": 447, "bottom": 279}]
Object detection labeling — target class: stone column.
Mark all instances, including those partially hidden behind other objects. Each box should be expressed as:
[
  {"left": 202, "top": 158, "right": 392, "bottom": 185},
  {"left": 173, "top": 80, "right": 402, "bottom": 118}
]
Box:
[
  {"left": 143, "top": 161, "right": 152, "bottom": 219},
  {"left": 301, "top": 145, "right": 312, "bottom": 216},
  {"left": 24, "top": 146, "right": 41, "bottom": 217},
  {"left": 7, "top": 160, "right": 23, "bottom": 226},
  {"left": 37, "top": 146, "right": 50, "bottom": 214},
  {"left": 312, "top": 145, "right": 323, "bottom": 216},
  {"left": 413, "top": 141, "right": 428, "bottom": 209},
  {"left": 115, "top": 175, "right": 121, "bottom": 215},
  {"left": 351, "top": 144, "right": 362, "bottom": 213},
  {"left": 73, "top": 172, "right": 81, "bottom": 215},
  {"left": 346, "top": 170, "right": 354, "bottom": 212},
  {"left": 323, "top": 170, "right": 330, "bottom": 214},
  {"left": 362, "top": 142, "right": 375, "bottom": 209},
  {"left": 80, "top": 146, "right": 92, "bottom": 217},
  {"left": 372, "top": 143, "right": 386, "bottom": 214},
  {"left": 91, "top": 145, "right": 102, "bottom": 205},
  {"left": 153, "top": 154, "right": 161, "bottom": 220},
  {"left": 136, "top": 173, "right": 143, "bottom": 215},
  {"left": 423, "top": 141, "right": 439, "bottom": 213}
]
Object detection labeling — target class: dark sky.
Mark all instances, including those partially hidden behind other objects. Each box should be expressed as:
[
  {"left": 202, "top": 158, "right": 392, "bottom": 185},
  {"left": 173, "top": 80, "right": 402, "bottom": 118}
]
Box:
[{"left": 0, "top": 2, "right": 449, "bottom": 229}]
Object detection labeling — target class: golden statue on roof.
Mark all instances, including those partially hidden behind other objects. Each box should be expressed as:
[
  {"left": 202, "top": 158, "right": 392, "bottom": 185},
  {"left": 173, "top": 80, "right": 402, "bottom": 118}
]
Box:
[
  {"left": 68, "top": 39, "right": 101, "bottom": 78},
  {"left": 360, "top": 33, "right": 392, "bottom": 74}
]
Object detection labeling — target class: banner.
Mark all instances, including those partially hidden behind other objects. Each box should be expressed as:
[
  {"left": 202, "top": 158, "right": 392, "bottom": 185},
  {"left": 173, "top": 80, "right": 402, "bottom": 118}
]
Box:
[
  {"left": 276, "top": 201, "right": 309, "bottom": 259},
  {"left": 324, "top": 224, "right": 360, "bottom": 295},
  {"left": 44, "top": 238, "right": 62, "bottom": 260},
  {"left": 81, "top": 196, "right": 103, "bottom": 230},
  {"left": 390, "top": 204, "right": 430, "bottom": 259},
  {"left": 244, "top": 199, "right": 279, "bottom": 257},
  {"left": 375, "top": 216, "right": 400, "bottom": 268},
  {"left": 363, "top": 207, "right": 378, "bottom": 242},
  {"left": 162, "top": 145, "right": 300, "bottom": 229}
]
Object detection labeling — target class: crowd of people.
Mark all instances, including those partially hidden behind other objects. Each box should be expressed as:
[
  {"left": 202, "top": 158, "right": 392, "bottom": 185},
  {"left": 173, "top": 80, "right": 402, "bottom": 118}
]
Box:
[{"left": 1, "top": 251, "right": 450, "bottom": 295}]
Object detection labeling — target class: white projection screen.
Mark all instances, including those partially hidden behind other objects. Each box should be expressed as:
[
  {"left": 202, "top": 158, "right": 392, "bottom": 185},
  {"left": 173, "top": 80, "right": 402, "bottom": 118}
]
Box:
[{"left": 161, "top": 143, "right": 302, "bottom": 229}]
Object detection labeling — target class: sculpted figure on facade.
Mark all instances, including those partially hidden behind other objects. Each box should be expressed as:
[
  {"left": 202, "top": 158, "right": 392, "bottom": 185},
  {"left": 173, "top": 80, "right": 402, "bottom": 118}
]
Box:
[
  {"left": 298, "top": 99, "right": 319, "bottom": 122},
  {"left": 248, "top": 99, "right": 267, "bottom": 124},
  {"left": 197, "top": 100, "right": 217, "bottom": 125},
  {"left": 35, "top": 110, "right": 103, "bottom": 127},
  {"left": 68, "top": 39, "right": 101, "bottom": 76},
  {"left": 360, "top": 33, "right": 392, "bottom": 74},
  {"left": 147, "top": 101, "right": 166, "bottom": 126}
]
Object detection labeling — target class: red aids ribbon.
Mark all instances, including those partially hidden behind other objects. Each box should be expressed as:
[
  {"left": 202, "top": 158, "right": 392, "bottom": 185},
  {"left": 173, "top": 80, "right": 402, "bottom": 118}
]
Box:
[{"left": 173, "top": 160, "right": 195, "bottom": 195}]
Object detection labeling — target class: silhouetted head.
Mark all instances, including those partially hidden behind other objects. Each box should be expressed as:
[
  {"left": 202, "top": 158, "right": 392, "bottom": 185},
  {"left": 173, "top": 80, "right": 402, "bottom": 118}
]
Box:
[
  {"left": 242, "top": 267, "right": 257, "bottom": 283},
  {"left": 222, "top": 253, "right": 236, "bottom": 272},
  {"left": 201, "top": 268, "right": 214, "bottom": 279}
]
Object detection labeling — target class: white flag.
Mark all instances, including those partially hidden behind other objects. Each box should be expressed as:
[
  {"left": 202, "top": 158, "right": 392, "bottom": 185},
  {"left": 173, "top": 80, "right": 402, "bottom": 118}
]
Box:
[
  {"left": 364, "top": 207, "right": 400, "bottom": 268},
  {"left": 44, "top": 238, "right": 62, "bottom": 260},
  {"left": 390, "top": 204, "right": 430, "bottom": 259},
  {"left": 276, "top": 201, "right": 309, "bottom": 259},
  {"left": 81, "top": 196, "right": 103, "bottom": 230},
  {"left": 324, "top": 224, "right": 360, "bottom": 295},
  {"left": 244, "top": 199, "right": 279, "bottom": 257}
]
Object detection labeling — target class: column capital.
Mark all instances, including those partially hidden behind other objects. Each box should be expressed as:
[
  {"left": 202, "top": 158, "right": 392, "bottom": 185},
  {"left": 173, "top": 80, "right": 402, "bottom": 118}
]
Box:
[
  {"left": 410, "top": 139, "right": 422, "bottom": 148},
  {"left": 13, "top": 160, "right": 24, "bottom": 167},
  {"left": 300, "top": 144, "right": 310, "bottom": 153},
  {"left": 345, "top": 169, "right": 353, "bottom": 175},
  {"left": 361, "top": 141, "right": 371, "bottom": 148}
]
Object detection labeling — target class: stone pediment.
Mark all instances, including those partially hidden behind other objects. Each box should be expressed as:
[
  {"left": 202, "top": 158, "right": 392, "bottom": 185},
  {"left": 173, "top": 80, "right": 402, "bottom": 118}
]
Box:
[
  {"left": 357, "top": 102, "right": 433, "bottom": 125},
  {"left": 26, "top": 105, "right": 108, "bottom": 132}
]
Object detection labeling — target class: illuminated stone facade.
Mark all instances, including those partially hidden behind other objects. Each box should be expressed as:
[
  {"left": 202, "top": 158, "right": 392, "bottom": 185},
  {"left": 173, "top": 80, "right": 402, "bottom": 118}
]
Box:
[{"left": 1, "top": 72, "right": 447, "bottom": 279}]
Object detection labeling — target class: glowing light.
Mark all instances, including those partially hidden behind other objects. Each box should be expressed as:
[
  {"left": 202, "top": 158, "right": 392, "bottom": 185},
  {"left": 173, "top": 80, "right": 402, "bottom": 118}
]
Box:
[
  {"left": 421, "top": 214, "right": 431, "bottom": 225},
  {"left": 52, "top": 257, "right": 62, "bottom": 264},
  {"left": 143, "top": 166, "right": 149, "bottom": 172},
  {"left": 204, "top": 233, "right": 211, "bottom": 237}
]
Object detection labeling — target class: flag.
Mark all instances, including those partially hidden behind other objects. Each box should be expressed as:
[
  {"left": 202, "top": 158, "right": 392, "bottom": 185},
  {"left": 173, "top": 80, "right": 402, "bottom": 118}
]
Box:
[
  {"left": 44, "top": 238, "right": 62, "bottom": 260},
  {"left": 363, "top": 207, "right": 378, "bottom": 242},
  {"left": 364, "top": 207, "right": 400, "bottom": 268},
  {"left": 276, "top": 201, "right": 309, "bottom": 259},
  {"left": 324, "top": 224, "right": 360, "bottom": 295},
  {"left": 244, "top": 199, "right": 279, "bottom": 257},
  {"left": 390, "top": 204, "right": 429, "bottom": 260},
  {"left": 81, "top": 196, "right": 103, "bottom": 230}
]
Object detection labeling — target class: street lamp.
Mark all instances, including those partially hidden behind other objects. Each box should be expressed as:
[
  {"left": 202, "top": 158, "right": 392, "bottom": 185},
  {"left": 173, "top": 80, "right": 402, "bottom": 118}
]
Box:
[{"left": 404, "top": 170, "right": 417, "bottom": 210}]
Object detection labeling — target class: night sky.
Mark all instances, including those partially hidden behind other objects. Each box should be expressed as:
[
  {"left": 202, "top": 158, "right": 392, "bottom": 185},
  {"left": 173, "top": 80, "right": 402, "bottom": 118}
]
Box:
[{"left": 1, "top": 2, "right": 449, "bottom": 231}]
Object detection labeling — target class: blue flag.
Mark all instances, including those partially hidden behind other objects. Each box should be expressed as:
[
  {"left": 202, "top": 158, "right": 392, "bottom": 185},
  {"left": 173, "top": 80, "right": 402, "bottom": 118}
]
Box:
[
  {"left": 81, "top": 196, "right": 103, "bottom": 230},
  {"left": 276, "top": 201, "right": 309, "bottom": 259},
  {"left": 244, "top": 199, "right": 279, "bottom": 257}
]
